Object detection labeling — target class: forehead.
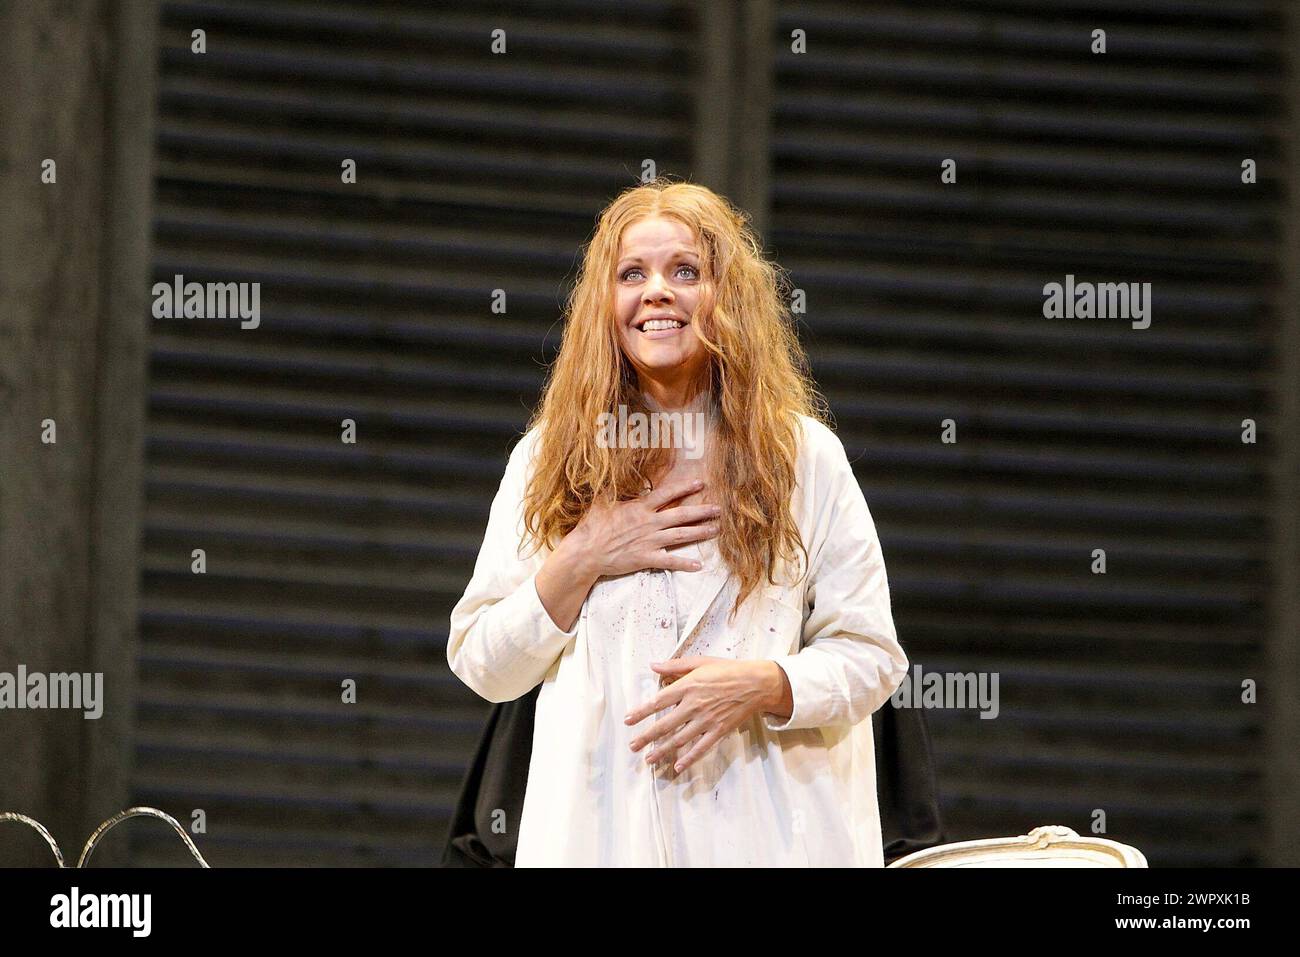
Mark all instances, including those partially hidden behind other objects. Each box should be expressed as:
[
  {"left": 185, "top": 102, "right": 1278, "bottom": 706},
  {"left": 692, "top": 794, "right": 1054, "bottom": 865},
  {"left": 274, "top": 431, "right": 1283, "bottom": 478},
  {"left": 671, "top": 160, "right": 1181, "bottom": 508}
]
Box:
[{"left": 618, "top": 216, "right": 698, "bottom": 258}]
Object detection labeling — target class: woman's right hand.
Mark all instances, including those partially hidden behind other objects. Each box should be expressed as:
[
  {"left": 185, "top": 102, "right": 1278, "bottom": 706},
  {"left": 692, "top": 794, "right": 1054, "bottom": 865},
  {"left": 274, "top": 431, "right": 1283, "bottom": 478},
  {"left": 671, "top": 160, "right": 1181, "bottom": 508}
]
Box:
[
  {"left": 566, "top": 477, "right": 722, "bottom": 578},
  {"left": 535, "top": 477, "right": 720, "bottom": 633}
]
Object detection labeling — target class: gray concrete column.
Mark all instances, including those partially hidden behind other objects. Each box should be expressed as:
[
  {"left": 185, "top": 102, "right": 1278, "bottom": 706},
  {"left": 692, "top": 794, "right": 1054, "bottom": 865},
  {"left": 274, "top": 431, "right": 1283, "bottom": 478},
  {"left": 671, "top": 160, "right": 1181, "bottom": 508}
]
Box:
[
  {"left": 0, "top": 0, "right": 158, "bottom": 866},
  {"left": 692, "top": 0, "right": 774, "bottom": 236}
]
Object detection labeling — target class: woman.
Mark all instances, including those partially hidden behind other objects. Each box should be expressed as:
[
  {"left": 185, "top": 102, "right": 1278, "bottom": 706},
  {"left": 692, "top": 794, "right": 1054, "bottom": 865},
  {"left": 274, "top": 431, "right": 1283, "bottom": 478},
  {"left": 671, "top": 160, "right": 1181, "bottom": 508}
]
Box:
[{"left": 447, "top": 178, "right": 910, "bottom": 866}]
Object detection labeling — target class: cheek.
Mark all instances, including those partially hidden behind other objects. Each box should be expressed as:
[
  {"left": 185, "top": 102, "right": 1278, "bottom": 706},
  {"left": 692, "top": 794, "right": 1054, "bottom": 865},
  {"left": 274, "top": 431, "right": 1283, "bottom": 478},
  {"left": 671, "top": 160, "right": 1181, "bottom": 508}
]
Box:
[
  {"left": 616, "top": 326, "right": 636, "bottom": 357},
  {"left": 686, "top": 324, "right": 707, "bottom": 355}
]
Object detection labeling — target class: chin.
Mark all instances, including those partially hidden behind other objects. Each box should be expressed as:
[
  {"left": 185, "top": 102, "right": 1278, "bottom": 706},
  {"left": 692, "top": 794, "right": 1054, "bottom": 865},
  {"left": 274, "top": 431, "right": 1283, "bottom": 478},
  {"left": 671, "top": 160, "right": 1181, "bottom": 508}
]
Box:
[
  {"left": 635, "top": 353, "right": 697, "bottom": 375},
  {"left": 626, "top": 339, "right": 698, "bottom": 363}
]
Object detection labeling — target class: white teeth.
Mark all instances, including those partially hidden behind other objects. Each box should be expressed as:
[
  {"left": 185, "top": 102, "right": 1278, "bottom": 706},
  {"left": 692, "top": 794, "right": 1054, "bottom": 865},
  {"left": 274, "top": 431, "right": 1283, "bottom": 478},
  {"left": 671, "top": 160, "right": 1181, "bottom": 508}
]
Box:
[{"left": 641, "top": 319, "right": 683, "bottom": 332}]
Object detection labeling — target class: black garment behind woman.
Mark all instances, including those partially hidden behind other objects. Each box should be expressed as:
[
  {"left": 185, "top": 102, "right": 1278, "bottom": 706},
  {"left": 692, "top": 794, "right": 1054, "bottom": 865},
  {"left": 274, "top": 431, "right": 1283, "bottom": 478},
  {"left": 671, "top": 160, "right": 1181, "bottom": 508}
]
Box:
[{"left": 441, "top": 684, "right": 944, "bottom": 867}]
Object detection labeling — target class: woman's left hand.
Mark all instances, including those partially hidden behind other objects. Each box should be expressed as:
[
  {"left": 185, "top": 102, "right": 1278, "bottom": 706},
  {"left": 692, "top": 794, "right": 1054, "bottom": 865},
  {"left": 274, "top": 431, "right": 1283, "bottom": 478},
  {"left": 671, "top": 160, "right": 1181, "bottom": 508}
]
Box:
[{"left": 624, "top": 657, "right": 788, "bottom": 775}]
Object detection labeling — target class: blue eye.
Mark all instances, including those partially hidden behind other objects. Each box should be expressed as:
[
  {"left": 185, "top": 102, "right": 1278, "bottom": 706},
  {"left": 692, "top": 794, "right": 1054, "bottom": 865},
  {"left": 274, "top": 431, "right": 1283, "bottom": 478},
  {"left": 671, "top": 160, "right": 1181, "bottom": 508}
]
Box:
[{"left": 620, "top": 264, "right": 699, "bottom": 281}]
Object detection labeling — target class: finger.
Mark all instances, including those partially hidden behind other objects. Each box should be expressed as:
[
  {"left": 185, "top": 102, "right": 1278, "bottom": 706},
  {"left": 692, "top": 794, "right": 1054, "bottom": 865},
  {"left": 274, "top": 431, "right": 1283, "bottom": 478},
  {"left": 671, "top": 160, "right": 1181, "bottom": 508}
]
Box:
[
  {"left": 649, "top": 522, "right": 719, "bottom": 550},
  {"left": 644, "top": 734, "right": 682, "bottom": 768},
  {"left": 626, "top": 678, "right": 690, "bottom": 733},
  {"left": 642, "top": 712, "right": 694, "bottom": 764},
  {"left": 672, "top": 730, "right": 721, "bottom": 774},
  {"left": 649, "top": 745, "right": 679, "bottom": 771},
  {"left": 652, "top": 503, "right": 723, "bottom": 529},
  {"left": 650, "top": 658, "right": 698, "bottom": 674},
  {"left": 648, "top": 746, "right": 682, "bottom": 771},
  {"left": 643, "top": 477, "right": 705, "bottom": 511},
  {"left": 625, "top": 691, "right": 666, "bottom": 727},
  {"left": 646, "top": 714, "right": 700, "bottom": 768},
  {"left": 646, "top": 548, "right": 706, "bottom": 573},
  {"left": 665, "top": 717, "right": 708, "bottom": 755}
]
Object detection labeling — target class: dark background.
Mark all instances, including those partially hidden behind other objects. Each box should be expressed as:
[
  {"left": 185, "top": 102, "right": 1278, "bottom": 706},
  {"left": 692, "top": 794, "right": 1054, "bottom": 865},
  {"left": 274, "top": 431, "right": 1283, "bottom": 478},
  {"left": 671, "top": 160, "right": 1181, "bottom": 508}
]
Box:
[{"left": 1, "top": 0, "right": 1296, "bottom": 867}]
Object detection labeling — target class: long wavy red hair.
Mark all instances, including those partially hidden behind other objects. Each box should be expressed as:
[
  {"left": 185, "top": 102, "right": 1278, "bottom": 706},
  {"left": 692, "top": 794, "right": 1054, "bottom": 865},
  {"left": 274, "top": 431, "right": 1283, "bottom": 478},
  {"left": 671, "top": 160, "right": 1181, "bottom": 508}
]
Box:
[{"left": 521, "top": 177, "right": 830, "bottom": 619}]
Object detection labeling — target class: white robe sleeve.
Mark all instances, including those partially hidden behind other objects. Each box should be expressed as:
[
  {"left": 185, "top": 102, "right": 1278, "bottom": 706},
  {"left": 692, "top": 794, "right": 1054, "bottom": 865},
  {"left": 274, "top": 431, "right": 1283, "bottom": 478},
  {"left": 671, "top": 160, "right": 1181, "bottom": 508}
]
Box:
[
  {"left": 447, "top": 430, "right": 580, "bottom": 703},
  {"left": 762, "top": 426, "right": 909, "bottom": 732}
]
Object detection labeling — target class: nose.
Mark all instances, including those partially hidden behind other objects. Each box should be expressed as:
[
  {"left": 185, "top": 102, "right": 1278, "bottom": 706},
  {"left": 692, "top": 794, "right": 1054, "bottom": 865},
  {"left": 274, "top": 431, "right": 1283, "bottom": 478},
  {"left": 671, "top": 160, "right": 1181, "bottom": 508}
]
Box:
[{"left": 642, "top": 269, "right": 673, "bottom": 304}]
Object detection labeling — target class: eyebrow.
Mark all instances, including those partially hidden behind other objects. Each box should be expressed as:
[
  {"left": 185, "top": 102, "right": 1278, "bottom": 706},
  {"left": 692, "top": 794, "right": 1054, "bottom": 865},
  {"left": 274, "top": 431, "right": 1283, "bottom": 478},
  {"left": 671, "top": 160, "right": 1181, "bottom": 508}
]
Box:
[{"left": 616, "top": 249, "right": 700, "bottom": 267}]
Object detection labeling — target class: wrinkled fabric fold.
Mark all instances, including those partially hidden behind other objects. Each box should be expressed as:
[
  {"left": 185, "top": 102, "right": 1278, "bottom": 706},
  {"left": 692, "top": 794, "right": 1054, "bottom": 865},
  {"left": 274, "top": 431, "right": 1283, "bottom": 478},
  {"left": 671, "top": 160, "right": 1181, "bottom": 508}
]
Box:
[{"left": 441, "top": 684, "right": 945, "bottom": 867}]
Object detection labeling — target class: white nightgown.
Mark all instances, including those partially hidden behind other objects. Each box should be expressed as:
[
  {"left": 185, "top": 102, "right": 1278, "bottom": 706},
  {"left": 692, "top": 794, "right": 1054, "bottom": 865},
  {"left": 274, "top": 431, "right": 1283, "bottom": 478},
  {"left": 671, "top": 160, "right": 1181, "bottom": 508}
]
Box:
[{"left": 447, "top": 414, "right": 909, "bottom": 866}]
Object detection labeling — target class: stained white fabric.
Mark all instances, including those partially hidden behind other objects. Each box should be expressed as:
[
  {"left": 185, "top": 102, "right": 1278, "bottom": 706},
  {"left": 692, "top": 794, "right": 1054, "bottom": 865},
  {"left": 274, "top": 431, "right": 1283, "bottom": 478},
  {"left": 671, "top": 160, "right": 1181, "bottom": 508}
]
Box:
[
  {"left": 447, "top": 414, "right": 910, "bottom": 866},
  {"left": 669, "top": 538, "right": 714, "bottom": 637}
]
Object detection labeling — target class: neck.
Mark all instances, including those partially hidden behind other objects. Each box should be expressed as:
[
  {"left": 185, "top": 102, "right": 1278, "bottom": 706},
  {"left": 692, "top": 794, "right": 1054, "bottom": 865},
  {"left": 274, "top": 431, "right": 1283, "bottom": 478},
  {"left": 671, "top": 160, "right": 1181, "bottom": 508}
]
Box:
[
  {"left": 638, "top": 386, "right": 713, "bottom": 464},
  {"left": 639, "top": 378, "right": 711, "bottom": 415}
]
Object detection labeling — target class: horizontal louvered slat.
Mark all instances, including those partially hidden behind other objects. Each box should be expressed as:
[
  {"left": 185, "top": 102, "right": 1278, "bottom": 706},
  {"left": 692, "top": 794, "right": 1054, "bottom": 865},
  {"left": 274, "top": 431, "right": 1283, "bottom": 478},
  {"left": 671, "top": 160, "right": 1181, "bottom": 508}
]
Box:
[
  {"left": 138, "top": 0, "right": 698, "bottom": 865},
  {"left": 771, "top": 0, "right": 1280, "bottom": 866}
]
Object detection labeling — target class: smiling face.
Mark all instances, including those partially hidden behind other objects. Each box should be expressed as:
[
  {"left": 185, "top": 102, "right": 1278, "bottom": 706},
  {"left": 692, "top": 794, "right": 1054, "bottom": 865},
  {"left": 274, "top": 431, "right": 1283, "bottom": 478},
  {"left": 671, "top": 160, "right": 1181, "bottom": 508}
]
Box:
[{"left": 614, "top": 215, "right": 711, "bottom": 406}]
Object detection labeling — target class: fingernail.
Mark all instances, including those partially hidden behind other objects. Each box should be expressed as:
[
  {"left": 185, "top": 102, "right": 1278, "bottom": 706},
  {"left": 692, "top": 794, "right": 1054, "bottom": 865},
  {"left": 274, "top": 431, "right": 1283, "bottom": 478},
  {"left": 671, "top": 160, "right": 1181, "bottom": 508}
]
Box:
[
  {"left": 691, "top": 561, "right": 702, "bottom": 569},
  {"left": 693, "top": 479, "right": 704, "bottom": 488}
]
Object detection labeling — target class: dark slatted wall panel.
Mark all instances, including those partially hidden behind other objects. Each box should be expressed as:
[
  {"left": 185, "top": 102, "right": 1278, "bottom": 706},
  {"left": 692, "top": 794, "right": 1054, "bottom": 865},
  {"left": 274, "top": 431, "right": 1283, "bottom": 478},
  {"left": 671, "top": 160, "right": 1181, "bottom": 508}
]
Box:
[
  {"left": 770, "top": 0, "right": 1285, "bottom": 865},
  {"left": 137, "top": 0, "right": 697, "bottom": 865}
]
